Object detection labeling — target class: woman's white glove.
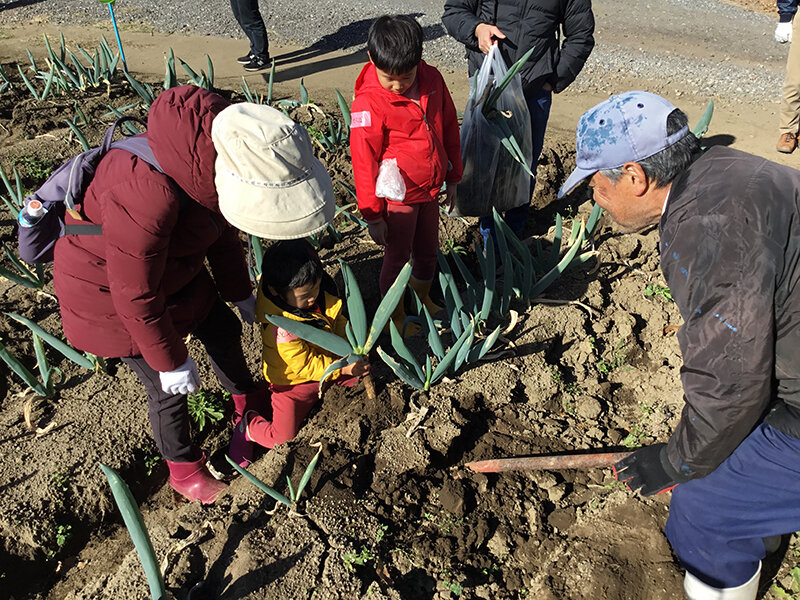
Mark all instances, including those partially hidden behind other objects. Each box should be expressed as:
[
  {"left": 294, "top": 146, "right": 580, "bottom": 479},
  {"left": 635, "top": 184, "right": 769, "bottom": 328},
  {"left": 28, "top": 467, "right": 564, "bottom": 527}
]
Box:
[
  {"left": 159, "top": 357, "right": 201, "bottom": 395},
  {"left": 776, "top": 21, "right": 793, "bottom": 43},
  {"left": 233, "top": 295, "right": 257, "bottom": 324}
]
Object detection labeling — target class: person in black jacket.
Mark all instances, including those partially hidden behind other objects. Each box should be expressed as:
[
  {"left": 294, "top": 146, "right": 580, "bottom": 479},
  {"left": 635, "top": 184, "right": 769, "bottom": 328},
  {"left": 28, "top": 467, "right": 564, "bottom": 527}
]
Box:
[
  {"left": 442, "top": 0, "right": 594, "bottom": 242},
  {"left": 560, "top": 90, "right": 800, "bottom": 600}
]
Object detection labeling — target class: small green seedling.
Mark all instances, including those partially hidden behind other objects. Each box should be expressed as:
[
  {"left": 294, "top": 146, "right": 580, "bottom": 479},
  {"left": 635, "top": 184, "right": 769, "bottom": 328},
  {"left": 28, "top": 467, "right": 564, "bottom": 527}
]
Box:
[
  {"left": 343, "top": 546, "right": 375, "bottom": 570},
  {"left": 440, "top": 575, "right": 464, "bottom": 597},
  {"left": 621, "top": 424, "right": 647, "bottom": 449},
  {"left": 143, "top": 453, "right": 161, "bottom": 477},
  {"left": 597, "top": 339, "right": 628, "bottom": 376},
  {"left": 644, "top": 284, "right": 673, "bottom": 303},
  {"left": 51, "top": 471, "right": 70, "bottom": 506},
  {"left": 772, "top": 565, "right": 800, "bottom": 598},
  {"left": 187, "top": 390, "right": 224, "bottom": 432},
  {"left": 47, "top": 523, "right": 72, "bottom": 557}
]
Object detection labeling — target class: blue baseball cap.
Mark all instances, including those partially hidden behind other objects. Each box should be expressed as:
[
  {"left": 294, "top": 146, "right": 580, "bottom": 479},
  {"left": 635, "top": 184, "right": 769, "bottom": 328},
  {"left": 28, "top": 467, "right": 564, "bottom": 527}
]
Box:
[{"left": 558, "top": 91, "right": 690, "bottom": 198}]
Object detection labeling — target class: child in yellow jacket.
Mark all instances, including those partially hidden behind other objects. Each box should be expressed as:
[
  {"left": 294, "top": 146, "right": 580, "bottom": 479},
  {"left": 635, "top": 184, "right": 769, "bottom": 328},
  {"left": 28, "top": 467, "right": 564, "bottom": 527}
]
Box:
[{"left": 243, "top": 240, "right": 369, "bottom": 448}]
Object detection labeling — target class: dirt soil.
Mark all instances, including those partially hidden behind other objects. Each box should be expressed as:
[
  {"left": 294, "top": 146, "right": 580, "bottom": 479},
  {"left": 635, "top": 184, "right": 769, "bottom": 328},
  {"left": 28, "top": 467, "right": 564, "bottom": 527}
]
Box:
[{"left": 0, "top": 3, "right": 798, "bottom": 599}]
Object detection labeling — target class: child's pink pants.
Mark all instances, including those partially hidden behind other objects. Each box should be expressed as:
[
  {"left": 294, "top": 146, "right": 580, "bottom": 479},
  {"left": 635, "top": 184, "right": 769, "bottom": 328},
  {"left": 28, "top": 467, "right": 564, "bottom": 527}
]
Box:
[
  {"left": 246, "top": 376, "right": 357, "bottom": 448},
  {"left": 380, "top": 200, "right": 439, "bottom": 294}
]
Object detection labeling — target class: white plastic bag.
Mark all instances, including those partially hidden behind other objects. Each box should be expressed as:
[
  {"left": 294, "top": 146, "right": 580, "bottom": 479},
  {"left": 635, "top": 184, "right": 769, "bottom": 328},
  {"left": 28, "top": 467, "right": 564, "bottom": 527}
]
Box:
[
  {"left": 375, "top": 158, "right": 406, "bottom": 202},
  {"left": 456, "top": 45, "right": 533, "bottom": 217}
]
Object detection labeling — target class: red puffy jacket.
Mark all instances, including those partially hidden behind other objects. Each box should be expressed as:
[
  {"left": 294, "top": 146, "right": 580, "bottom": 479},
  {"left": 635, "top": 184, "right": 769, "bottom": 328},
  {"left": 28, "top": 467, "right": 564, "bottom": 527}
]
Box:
[
  {"left": 53, "top": 86, "right": 251, "bottom": 372},
  {"left": 349, "top": 61, "right": 463, "bottom": 222}
]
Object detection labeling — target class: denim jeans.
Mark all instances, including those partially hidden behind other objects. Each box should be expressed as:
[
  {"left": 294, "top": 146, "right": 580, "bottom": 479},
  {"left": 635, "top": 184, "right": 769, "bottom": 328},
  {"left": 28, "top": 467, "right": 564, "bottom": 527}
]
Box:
[
  {"left": 479, "top": 87, "right": 553, "bottom": 243},
  {"left": 230, "top": 0, "right": 269, "bottom": 59}
]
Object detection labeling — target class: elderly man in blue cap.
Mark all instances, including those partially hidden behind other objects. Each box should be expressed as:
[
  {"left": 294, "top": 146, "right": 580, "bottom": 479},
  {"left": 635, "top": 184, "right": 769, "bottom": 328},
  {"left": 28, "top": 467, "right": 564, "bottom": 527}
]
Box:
[{"left": 560, "top": 91, "right": 800, "bottom": 600}]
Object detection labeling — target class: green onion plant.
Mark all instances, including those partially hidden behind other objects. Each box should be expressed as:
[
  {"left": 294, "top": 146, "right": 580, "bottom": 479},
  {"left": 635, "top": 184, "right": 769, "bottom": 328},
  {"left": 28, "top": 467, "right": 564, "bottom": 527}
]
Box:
[
  {"left": 5, "top": 312, "right": 95, "bottom": 368},
  {"left": 177, "top": 55, "right": 214, "bottom": 90},
  {"left": 0, "top": 163, "right": 25, "bottom": 218},
  {"left": 265, "top": 261, "right": 413, "bottom": 400},
  {"left": 99, "top": 464, "right": 167, "bottom": 600},
  {"left": 225, "top": 442, "right": 322, "bottom": 507},
  {"left": 692, "top": 99, "right": 714, "bottom": 138},
  {"left": 0, "top": 243, "right": 45, "bottom": 290}
]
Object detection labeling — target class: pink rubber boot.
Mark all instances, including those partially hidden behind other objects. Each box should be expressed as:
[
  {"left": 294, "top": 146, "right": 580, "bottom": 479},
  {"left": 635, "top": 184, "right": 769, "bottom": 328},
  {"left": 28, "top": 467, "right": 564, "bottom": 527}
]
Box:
[
  {"left": 228, "top": 385, "right": 269, "bottom": 467},
  {"left": 166, "top": 452, "right": 227, "bottom": 504}
]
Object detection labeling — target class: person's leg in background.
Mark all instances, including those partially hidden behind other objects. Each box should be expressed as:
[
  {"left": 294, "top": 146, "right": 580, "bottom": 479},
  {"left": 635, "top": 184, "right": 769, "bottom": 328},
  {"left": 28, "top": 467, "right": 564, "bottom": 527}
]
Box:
[
  {"left": 382, "top": 202, "right": 422, "bottom": 334},
  {"left": 665, "top": 423, "right": 800, "bottom": 599},
  {"left": 408, "top": 200, "right": 442, "bottom": 315},
  {"left": 778, "top": 15, "right": 800, "bottom": 153},
  {"left": 502, "top": 87, "right": 552, "bottom": 237},
  {"left": 479, "top": 86, "right": 552, "bottom": 243},
  {"left": 229, "top": 0, "right": 270, "bottom": 70}
]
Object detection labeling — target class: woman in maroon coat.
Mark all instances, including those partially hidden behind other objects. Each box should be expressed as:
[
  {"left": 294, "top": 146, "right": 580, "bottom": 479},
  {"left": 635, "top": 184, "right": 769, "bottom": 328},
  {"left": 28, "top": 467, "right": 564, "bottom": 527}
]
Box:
[{"left": 53, "top": 86, "right": 335, "bottom": 503}]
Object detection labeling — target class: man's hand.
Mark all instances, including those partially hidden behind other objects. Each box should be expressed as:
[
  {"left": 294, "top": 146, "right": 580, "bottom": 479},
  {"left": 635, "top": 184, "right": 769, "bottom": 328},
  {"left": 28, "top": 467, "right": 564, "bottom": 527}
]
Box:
[
  {"left": 233, "top": 294, "right": 257, "bottom": 324},
  {"left": 613, "top": 443, "right": 690, "bottom": 496},
  {"left": 159, "top": 357, "right": 201, "bottom": 396},
  {"left": 342, "top": 358, "right": 370, "bottom": 378},
  {"left": 440, "top": 186, "right": 457, "bottom": 214},
  {"left": 776, "top": 21, "right": 793, "bottom": 43},
  {"left": 367, "top": 219, "right": 388, "bottom": 246},
  {"left": 475, "top": 23, "right": 506, "bottom": 53}
]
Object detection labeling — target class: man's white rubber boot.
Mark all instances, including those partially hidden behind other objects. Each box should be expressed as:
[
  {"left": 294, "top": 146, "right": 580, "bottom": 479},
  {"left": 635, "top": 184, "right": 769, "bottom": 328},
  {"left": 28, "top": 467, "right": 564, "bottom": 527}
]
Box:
[{"left": 684, "top": 562, "right": 760, "bottom": 600}]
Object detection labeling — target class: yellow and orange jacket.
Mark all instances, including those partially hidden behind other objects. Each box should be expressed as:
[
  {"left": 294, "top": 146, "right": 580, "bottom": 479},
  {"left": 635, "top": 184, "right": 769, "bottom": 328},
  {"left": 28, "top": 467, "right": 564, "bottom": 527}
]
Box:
[{"left": 255, "top": 280, "right": 349, "bottom": 386}]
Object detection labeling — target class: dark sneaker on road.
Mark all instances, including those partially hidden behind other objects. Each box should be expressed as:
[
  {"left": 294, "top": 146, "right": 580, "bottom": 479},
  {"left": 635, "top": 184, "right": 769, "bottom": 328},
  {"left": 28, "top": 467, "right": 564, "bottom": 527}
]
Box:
[
  {"left": 777, "top": 132, "right": 797, "bottom": 153},
  {"left": 243, "top": 56, "right": 270, "bottom": 72},
  {"left": 237, "top": 52, "right": 254, "bottom": 64}
]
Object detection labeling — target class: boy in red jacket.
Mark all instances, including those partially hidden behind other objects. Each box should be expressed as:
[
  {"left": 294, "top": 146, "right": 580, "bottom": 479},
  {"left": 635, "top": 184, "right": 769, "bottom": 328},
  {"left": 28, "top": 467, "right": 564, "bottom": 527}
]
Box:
[{"left": 350, "top": 15, "right": 463, "bottom": 332}]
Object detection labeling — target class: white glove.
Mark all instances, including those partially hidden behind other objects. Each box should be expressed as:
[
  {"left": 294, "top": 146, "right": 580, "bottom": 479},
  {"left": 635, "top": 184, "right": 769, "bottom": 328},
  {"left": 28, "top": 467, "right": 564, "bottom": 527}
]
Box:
[
  {"left": 233, "top": 294, "right": 257, "bottom": 324},
  {"left": 776, "top": 21, "right": 792, "bottom": 43},
  {"left": 159, "top": 357, "right": 200, "bottom": 395}
]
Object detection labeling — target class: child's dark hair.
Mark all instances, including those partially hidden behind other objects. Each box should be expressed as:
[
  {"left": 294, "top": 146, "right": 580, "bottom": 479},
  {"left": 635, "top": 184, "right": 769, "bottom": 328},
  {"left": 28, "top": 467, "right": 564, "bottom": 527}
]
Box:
[
  {"left": 367, "top": 15, "right": 423, "bottom": 75},
  {"left": 260, "top": 239, "right": 323, "bottom": 296}
]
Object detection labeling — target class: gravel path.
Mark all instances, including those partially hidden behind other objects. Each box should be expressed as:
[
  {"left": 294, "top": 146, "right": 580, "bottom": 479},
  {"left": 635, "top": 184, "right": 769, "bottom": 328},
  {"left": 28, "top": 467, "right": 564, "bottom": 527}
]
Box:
[{"left": 0, "top": 0, "right": 788, "bottom": 103}]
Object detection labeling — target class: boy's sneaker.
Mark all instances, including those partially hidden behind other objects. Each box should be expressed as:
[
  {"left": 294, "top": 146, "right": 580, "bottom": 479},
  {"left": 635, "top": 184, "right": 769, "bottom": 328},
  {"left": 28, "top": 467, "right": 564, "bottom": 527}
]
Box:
[
  {"left": 243, "top": 55, "right": 270, "bottom": 72},
  {"left": 237, "top": 52, "right": 254, "bottom": 65}
]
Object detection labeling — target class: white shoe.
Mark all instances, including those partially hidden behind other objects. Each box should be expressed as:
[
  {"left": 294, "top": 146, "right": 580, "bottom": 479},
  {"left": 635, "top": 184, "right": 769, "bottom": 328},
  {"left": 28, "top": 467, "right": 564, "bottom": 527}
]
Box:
[{"left": 683, "top": 562, "right": 760, "bottom": 600}]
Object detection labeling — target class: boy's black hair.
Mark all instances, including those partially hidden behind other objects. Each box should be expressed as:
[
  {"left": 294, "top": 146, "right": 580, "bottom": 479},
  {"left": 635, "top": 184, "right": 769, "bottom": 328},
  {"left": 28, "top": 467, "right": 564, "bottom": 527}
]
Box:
[
  {"left": 367, "top": 15, "right": 423, "bottom": 75},
  {"left": 260, "top": 239, "right": 323, "bottom": 297}
]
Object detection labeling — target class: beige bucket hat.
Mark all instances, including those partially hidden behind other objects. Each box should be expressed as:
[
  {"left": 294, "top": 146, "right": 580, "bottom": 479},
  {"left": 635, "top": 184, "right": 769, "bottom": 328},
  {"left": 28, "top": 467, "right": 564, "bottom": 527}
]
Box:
[{"left": 211, "top": 103, "right": 335, "bottom": 239}]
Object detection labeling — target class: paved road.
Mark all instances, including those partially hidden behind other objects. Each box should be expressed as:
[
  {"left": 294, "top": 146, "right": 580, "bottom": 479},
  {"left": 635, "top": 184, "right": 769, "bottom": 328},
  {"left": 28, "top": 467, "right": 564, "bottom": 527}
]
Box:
[{"left": 0, "top": 0, "right": 787, "bottom": 102}]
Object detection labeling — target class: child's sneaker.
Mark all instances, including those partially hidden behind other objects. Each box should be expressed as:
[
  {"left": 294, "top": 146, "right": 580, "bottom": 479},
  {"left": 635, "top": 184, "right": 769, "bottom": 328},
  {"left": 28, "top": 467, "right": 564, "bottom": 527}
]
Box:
[
  {"left": 237, "top": 52, "right": 255, "bottom": 65},
  {"left": 243, "top": 55, "right": 270, "bottom": 72}
]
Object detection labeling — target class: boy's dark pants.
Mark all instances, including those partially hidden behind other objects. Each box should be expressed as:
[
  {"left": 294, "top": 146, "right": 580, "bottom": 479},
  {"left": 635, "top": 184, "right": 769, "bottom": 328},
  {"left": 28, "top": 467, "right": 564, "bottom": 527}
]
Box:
[
  {"left": 230, "top": 0, "right": 269, "bottom": 59},
  {"left": 122, "top": 297, "right": 256, "bottom": 462}
]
